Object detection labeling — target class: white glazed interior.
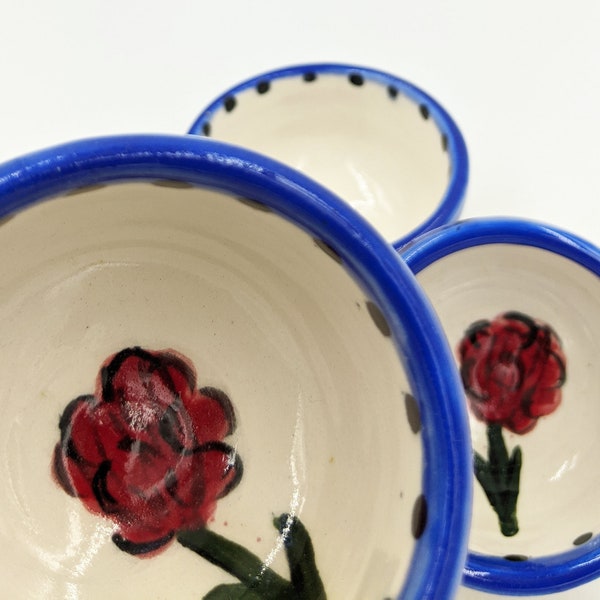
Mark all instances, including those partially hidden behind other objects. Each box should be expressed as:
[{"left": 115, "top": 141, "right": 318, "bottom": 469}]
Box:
[
  {"left": 0, "top": 182, "right": 422, "bottom": 599},
  {"left": 204, "top": 74, "right": 451, "bottom": 243},
  {"left": 416, "top": 243, "right": 600, "bottom": 559}
]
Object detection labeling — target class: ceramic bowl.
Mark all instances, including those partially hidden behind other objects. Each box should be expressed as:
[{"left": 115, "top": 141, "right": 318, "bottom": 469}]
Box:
[
  {"left": 401, "top": 217, "right": 600, "bottom": 595},
  {"left": 0, "top": 134, "right": 471, "bottom": 599},
  {"left": 188, "top": 63, "right": 469, "bottom": 248}
]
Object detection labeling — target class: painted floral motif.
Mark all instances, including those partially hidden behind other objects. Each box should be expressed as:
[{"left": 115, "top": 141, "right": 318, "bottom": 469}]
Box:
[
  {"left": 457, "top": 312, "right": 566, "bottom": 536},
  {"left": 459, "top": 311, "right": 566, "bottom": 434},
  {"left": 53, "top": 347, "right": 326, "bottom": 599},
  {"left": 53, "top": 347, "right": 241, "bottom": 554}
]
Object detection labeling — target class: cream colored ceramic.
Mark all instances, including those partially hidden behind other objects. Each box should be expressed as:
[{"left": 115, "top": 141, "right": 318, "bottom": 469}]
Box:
[
  {"left": 0, "top": 135, "right": 472, "bottom": 599},
  {"left": 402, "top": 218, "right": 600, "bottom": 595},
  {"left": 189, "top": 63, "right": 468, "bottom": 247}
]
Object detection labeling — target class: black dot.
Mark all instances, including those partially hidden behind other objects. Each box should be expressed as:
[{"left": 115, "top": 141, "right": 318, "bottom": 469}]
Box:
[
  {"left": 256, "top": 80, "right": 270, "bottom": 94},
  {"left": 573, "top": 532, "right": 593, "bottom": 546},
  {"left": 65, "top": 183, "right": 107, "bottom": 196},
  {"left": 348, "top": 73, "right": 364, "bottom": 86},
  {"left": 313, "top": 238, "right": 342, "bottom": 264},
  {"left": 202, "top": 122, "right": 211, "bottom": 136},
  {"left": 411, "top": 494, "right": 428, "bottom": 539},
  {"left": 504, "top": 554, "right": 529, "bottom": 562},
  {"left": 303, "top": 72, "right": 317, "bottom": 82},
  {"left": 387, "top": 85, "right": 398, "bottom": 99},
  {"left": 224, "top": 95, "right": 236, "bottom": 112},
  {"left": 366, "top": 301, "right": 391, "bottom": 337},
  {"left": 441, "top": 133, "right": 448, "bottom": 152},
  {"left": 237, "top": 197, "right": 272, "bottom": 212},
  {"left": 151, "top": 179, "right": 194, "bottom": 189},
  {"left": 419, "top": 104, "right": 430, "bottom": 119},
  {"left": 404, "top": 393, "right": 421, "bottom": 434}
]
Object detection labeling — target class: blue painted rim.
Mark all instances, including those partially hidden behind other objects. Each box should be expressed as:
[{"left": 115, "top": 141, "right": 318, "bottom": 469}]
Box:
[
  {"left": 188, "top": 62, "right": 469, "bottom": 248},
  {"left": 0, "top": 134, "right": 472, "bottom": 600},
  {"left": 401, "top": 216, "right": 600, "bottom": 595}
]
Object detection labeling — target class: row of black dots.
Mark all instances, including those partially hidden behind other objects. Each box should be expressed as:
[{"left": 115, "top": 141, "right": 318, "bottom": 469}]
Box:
[
  {"left": 362, "top": 296, "right": 429, "bottom": 541},
  {"left": 503, "top": 531, "right": 595, "bottom": 563},
  {"left": 363, "top": 298, "right": 428, "bottom": 540},
  {"left": 346, "top": 72, "right": 448, "bottom": 155},
  {"left": 309, "top": 238, "right": 431, "bottom": 543},
  {"left": 201, "top": 71, "right": 450, "bottom": 154},
  {"left": 407, "top": 389, "right": 426, "bottom": 541}
]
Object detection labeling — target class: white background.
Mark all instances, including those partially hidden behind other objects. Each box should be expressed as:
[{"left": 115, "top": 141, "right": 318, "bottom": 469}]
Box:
[{"left": 1, "top": 1, "right": 598, "bottom": 598}]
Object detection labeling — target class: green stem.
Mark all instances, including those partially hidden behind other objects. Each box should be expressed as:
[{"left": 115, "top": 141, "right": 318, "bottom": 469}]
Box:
[
  {"left": 177, "top": 528, "right": 294, "bottom": 600},
  {"left": 274, "top": 514, "right": 327, "bottom": 600},
  {"left": 474, "top": 424, "right": 522, "bottom": 537}
]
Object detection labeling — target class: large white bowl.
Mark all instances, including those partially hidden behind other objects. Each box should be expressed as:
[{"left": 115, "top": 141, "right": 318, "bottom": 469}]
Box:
[{"left": 0, "top": 134, "right": 471, "bottom": 599}]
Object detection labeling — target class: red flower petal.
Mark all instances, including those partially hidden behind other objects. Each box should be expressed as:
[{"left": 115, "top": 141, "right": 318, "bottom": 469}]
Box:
[
  {"left": 458, "top": 313, "right": 566, "bottom": 434},
  {"left": 184, "top": 387, "right": 237, "bottom": 443},
  {"left": 52, "top": 347, "right": 243, "bottom": 557},
  {"left": 504, "top": 411, "right": 537, "bottom": 434}
]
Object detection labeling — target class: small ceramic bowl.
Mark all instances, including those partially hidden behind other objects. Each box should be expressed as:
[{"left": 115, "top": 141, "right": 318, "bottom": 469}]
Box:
[
  {"left": 0, "top": 134, "right": 471, "bottom": 599},
  {"left": 188, "top": 63, "right": 469, "bottom": 247},
  {"left": 401, "top": 217, "right": 600, "bottom": 595}
]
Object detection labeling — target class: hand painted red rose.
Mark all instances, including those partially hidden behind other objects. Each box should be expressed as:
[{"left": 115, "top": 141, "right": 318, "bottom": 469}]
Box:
[
  {"left": 52, "top": 347, "right": 241, "bottom": 555},
  {"left": 458, "top": 311, "right": 566, "bottom": 434}
]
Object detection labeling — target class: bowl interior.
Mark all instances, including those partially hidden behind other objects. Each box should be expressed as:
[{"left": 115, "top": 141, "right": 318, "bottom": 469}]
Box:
[
  {"left": 0, "top": 182, "right": 424, "bottom": 599},
  {"left": 193, "top": 67, "right": 457, "bottom": 244},
  {"left": 414, "top": 241, "right": 600, "bottom": 561}
]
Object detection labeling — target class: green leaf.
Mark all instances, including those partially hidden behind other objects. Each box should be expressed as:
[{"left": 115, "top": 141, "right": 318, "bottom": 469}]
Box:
[
  {"left": 474, "top": 425, "right": 521, "bottom": 537},
  {"left": 274, "top": 514, "right": 327, "bottom": 600},
  {"left": 507, "top": 445, "right": 523, "bottom": 493},
  {"left": 473, "top": 451, "right": 491, "bottom": 486},
  {"left": 486, "top": 423, "right": 509, "bottom": 469},
  {"left": 473, "top": 450, "right": 487, "bottom": 472},
  {"left": 203, "top": 583, "right": 264, "bottom": 600},
  {"left": 177, "top": 528, "right": 293, "bottom": 600}
]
